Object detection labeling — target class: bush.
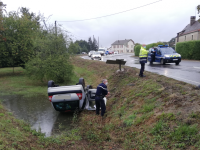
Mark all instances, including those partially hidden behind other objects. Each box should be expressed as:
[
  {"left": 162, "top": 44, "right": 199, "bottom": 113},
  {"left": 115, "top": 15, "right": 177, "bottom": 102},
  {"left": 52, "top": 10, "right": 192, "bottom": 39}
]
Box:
[
  {"left": 25, "top": 54, "right": 74, "bottom": 83},
  {"left": 176, "top": 40, "right": 200, "bottom": 60},
  {"left": 135, "top": 45, "right": 141, "bottom": 56}
]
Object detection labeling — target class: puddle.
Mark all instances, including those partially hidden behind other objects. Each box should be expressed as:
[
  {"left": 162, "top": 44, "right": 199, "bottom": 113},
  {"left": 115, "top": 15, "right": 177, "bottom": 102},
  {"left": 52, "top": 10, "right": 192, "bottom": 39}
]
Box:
[{"left": 0, "top": 95, "right": 74, "bottom": 137}]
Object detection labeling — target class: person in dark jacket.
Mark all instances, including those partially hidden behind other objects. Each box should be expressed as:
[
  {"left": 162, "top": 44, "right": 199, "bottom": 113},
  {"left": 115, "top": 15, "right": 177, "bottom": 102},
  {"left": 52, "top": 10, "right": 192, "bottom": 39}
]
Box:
[{"left": 95, "top": 79, "right": 110, "bottom": 117}]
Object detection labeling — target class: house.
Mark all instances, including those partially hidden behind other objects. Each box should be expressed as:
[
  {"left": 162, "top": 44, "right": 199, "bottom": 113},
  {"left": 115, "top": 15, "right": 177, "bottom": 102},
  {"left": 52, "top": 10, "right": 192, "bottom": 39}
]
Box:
[
  {"left": 111, "top": 39, "right": 135, "bottom": 53},
  {"left": 176, "top": 16, "right": 200, "bottom": 44}
]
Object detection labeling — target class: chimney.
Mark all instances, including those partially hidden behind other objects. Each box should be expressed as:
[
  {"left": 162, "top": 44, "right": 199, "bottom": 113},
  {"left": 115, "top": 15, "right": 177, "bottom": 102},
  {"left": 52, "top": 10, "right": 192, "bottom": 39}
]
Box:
[{"left": 190, "top": 16, "right": 196, "bottom": 26}]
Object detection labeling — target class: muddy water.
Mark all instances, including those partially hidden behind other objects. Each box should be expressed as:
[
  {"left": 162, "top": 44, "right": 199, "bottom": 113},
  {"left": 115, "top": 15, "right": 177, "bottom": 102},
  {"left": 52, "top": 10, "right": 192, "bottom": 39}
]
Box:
[{"left": 0, "top": 95, "right": 74, "bottom": 137}]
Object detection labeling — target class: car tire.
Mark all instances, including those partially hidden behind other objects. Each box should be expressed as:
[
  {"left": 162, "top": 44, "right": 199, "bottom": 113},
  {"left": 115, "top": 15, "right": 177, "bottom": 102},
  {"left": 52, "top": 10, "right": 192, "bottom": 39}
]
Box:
[
  {"left": 48, "top": 80, "right": 55, "bottom": 87},
  {"left": 161, "top": 59, "right": 165, "bottom": 65},
  {"left": 176, "top": 62, "right": 180, "bottom": 65},
  {"left": 78, "top": 78, "right": 85, "bottom": 89}
]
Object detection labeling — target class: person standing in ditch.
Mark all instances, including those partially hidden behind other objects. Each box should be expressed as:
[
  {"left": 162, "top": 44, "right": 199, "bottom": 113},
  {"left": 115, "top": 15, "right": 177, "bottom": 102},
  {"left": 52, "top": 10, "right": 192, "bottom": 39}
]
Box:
[
  {"left": 95, "top": 79, "right": 110, "bottom": 117},
  {"left": 139, "top": 47, "right": 148, "bottom": 77}
]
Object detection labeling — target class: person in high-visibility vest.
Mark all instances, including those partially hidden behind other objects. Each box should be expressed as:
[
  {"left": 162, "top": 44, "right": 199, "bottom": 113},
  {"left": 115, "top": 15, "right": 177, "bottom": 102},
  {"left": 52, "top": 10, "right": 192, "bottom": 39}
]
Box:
[{"left": 139, "top": 47, "right": 148, "bottom": 77}]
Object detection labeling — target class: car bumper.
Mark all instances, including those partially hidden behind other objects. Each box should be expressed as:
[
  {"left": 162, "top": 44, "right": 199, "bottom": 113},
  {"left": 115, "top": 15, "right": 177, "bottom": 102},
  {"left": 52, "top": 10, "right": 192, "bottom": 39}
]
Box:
[{"left": 164, "top": 57, "right": 181, "bottom": 63}]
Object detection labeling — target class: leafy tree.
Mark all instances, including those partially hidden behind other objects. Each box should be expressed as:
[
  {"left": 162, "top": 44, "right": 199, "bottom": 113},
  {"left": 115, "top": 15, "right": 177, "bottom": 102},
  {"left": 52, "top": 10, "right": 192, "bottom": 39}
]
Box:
[
  {"left": 92, "top": 37, "right": 98, "bottom": 51},
  {"left": 75, "top": 40, "right": 89, "bottom": 52},
  {"left": 197, "top": 5, "right": 200, "bottom": 21},
  {"left": 68, "top": 42, "right": 80, "bottom": 54},
  {"left": 88, "top": 37, "right": 93, "bottom": 51},
  {"left": 135, "top": 45, "right": 141, "bottom": 56},
  {"left": 0, "top": 9, "right": 40, "bottom": 69},
  {"left": 25, "top": 25, "right": 74, "bottom": 83}
]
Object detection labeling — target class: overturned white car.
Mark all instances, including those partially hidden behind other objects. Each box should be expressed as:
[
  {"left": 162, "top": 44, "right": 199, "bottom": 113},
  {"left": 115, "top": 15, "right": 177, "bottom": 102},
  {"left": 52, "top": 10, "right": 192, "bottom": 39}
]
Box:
[{"left": 47, "top": 78, "right": 106, "bottom": 112}]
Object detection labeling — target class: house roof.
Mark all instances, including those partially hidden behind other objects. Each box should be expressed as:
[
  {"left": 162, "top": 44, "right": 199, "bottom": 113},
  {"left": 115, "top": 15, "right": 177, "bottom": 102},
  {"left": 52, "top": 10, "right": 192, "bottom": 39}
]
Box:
[
  {"left": 111, "top": 39, "right": 134, "bottom": 45},
  {"left": 179, "top": 20, "right": 200, "bottom": 36}
]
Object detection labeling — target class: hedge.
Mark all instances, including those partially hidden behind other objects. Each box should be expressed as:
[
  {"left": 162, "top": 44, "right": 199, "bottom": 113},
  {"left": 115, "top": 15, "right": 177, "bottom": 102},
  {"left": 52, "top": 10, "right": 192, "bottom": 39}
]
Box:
[
  {"left": 176, "top": 40, "right": 200, "bottom": 60},
  {"left": 135, "top": 45, "right": 141, "bottom": 56}
]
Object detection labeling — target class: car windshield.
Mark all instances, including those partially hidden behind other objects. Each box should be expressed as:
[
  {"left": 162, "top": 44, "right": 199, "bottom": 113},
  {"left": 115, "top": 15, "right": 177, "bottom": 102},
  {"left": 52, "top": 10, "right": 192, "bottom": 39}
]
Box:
[
  {"left": 93, "top": 52, "right": 100, "bottom": 55},
  {"left": 160, "top": 47, "right": 176, "bottom": 54},
  {"left": 98, "top": 49, "right": 105, "bottom": 51}
]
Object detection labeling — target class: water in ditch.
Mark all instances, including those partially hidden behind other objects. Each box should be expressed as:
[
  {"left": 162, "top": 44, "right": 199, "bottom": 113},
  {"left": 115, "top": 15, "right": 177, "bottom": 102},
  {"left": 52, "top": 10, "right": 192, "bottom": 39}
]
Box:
[{"left": 0, "top": 95, "right": 74, "bottom": 137}]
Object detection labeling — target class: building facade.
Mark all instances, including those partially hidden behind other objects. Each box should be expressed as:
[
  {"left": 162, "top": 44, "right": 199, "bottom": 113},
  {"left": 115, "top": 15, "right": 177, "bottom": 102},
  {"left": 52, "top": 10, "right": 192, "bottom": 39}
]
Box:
[
  {"left": 111, "top": 39, "right": 135, "bottom": 53},
  {"left": 176, "top": 16, "right": 200, "bottom": 44}
]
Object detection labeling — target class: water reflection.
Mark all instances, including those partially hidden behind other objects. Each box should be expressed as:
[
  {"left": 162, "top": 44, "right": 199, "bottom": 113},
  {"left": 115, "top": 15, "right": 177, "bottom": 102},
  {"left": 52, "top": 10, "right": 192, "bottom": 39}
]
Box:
[{"left": 0, "top": 95, "right": 74, "bottom": 137}]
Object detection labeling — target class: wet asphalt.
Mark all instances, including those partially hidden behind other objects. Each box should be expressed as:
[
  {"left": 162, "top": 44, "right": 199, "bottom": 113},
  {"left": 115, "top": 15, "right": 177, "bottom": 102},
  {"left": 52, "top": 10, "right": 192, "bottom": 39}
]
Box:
[{"left": 82, "top": 54, "right": 200, "bottom": 86}]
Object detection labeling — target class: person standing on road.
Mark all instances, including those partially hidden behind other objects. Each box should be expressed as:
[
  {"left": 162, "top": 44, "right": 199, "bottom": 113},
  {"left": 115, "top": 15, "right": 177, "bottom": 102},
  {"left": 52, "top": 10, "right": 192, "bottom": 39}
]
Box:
[
  {"left": 95, "top": 79, "right": 110, "bottom": 117},
  {"left": 139, "top": 47, "right": 148, "bottom": 77}
]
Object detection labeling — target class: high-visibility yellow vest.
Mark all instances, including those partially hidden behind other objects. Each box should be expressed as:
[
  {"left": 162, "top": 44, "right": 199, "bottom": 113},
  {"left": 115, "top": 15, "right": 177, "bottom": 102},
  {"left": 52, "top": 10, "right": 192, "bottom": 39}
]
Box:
[{"left": 139, "top": 47, "right": 148, "bottom": 58}]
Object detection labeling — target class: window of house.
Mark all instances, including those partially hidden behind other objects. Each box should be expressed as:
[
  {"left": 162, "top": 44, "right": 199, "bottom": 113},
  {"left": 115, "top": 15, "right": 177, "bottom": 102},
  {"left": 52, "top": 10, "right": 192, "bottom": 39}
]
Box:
[
  {"left": 192, "top": 35, "right": 193, "bottom": 40},
  {"left": 127, "top": 50, "right": 129, "bottom": 52},
  {"left": 114, "top": 45, "right": 115, "bottom": 48},
  {"left": 131, "top": 45, "right": 133, "bottom": 48},
  {"left": 127, "top": 45, "right": 129, "bottom": 48},
  {"left": 117, "top": 45, "right": 119, "bottom": 48}
]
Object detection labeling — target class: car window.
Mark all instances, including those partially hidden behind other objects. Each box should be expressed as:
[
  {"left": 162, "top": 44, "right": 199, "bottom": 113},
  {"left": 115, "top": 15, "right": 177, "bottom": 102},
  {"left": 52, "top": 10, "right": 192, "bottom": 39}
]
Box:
[
  {"left": 160, "top": 47, "right": 176, "bottom": 54},
  {"left": 94, "top": 52, "right": 100, "bottom": 55}
]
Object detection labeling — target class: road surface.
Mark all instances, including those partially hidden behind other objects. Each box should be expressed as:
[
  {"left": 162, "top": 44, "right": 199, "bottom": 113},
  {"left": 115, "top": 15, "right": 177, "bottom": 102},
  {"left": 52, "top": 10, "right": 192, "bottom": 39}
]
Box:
[{"left": 82, "top": 54, "right": 200, "bottom": 86}]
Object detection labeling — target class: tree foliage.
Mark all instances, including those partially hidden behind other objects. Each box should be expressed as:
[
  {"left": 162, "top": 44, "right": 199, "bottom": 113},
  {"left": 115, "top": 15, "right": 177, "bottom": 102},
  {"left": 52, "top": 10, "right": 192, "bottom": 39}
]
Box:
[
  {"left": 135, "top": 45, "right": 141, "bottom": 56},
  {"left": 0, "top": 7, "right": 74, "bottom": 83},
  {"left": 0, "top": 9, "right": 40, "bottom": 68},
  {"left": 75, "top": 40, "right": 89, "bottom": 53},
  {"left": 176, "top": 41, "right": 200, "bottom": 60},
  {"left": 146, "top": 42, "right": 164, "bottom": 50}
]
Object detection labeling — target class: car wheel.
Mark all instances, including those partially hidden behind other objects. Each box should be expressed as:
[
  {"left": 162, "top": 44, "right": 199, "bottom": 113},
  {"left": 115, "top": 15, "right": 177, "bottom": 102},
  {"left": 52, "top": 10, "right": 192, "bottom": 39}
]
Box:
[
  {"left": 78, "top": 78, "right": 85, "bottom": 89},
  {"left": 175, "top": 62, "right": 180, "bottom": 65},
  {"left": 48, "top": 80, "right": 55, "bottom": 87},
  {"left": 161, "top": 59, "right": 165, "bottom": 65}
]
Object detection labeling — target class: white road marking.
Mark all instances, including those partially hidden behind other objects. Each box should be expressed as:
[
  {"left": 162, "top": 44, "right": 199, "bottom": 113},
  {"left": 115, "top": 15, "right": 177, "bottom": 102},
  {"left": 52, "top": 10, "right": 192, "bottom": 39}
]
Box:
[{"left": 194, "top": 67, "right": 200, "bottom": 69}]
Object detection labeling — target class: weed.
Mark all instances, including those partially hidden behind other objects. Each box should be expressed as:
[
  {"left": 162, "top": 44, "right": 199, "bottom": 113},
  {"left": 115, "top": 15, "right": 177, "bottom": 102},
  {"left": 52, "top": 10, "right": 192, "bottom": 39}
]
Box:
[
  {"left": 170, "top": 124, "right": 198, "bottom": 144},
  {"left": 0, "top": 113, "right": 4, "bottom": 116},
  {"left": 140, "top": 103, "right": 155, "bottom": 113},
  {"left": 158, "top": 112, "right": 175, "bottom": 121}
]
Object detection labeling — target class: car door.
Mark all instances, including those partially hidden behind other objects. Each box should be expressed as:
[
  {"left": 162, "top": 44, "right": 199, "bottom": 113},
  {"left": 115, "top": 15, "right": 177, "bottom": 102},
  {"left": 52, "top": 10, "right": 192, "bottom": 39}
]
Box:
[
  {"left": 85, "top": 89, "right": 97, "bottom": 110},
  {"left": 155, "top": 48, "right": 162, "bottom": 62},
  {"left": 148, "top": 48, "right": 152, "bottom": 62}
]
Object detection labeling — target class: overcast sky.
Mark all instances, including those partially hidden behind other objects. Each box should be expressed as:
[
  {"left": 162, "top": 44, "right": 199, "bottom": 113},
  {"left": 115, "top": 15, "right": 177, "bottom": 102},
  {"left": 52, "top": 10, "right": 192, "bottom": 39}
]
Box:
[{"left": 3, "top": 0, "right": 200, "bottom": 48}]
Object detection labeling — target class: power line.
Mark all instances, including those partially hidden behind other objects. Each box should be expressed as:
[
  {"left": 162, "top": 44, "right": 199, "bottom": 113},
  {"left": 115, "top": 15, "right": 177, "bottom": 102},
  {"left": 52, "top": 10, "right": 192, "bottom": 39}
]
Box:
[{"left": 58, "top": 0, "right": 162, "bottom": 22}]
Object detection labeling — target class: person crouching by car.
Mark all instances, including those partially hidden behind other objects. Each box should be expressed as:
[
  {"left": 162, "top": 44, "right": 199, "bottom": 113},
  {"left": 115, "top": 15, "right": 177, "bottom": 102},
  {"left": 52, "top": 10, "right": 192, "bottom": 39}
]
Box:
[
  {"left": 95, "top": 79, "right": 110, "bottom": 117},
  {"left": 139, "top": 47, "right": 148, "bottom": 77}
]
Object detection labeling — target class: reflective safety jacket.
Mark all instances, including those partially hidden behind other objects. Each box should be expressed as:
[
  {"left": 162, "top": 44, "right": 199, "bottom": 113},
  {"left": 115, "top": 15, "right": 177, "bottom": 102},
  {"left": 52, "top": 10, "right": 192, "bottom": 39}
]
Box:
[{"left": 139, "top": 47, "right": 148, "bottom": 63}]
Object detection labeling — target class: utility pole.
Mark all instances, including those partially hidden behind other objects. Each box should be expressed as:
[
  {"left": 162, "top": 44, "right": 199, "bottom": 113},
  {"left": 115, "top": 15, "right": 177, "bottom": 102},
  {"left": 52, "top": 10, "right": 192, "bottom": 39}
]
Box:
[
  {"left": 98, "top": 37, "right": 99, "bottom": 50},
  {"left": 55, "top": 21, "right": 57, "bottom": 36}
]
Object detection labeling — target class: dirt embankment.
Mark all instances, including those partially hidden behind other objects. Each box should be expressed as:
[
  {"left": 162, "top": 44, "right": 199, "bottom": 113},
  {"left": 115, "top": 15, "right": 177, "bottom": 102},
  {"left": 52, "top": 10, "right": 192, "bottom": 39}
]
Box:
[{"left": 72, "top": 57, "right": 200, "bottom": 150}]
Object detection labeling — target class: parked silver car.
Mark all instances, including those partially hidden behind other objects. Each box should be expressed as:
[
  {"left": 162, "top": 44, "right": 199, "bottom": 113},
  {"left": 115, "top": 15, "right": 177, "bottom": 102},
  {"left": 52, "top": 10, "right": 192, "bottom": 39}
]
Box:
[
  {"left": 91, "top": 52, "right": 102, "bottom": 60},
  {"left": 88, "top": 50, "right": 95, "bottom": 57}
]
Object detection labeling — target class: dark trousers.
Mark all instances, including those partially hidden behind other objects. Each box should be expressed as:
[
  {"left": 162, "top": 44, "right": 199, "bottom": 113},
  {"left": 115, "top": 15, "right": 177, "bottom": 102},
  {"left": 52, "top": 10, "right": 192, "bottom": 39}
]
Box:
[
  {"left": 139, "top": 63, "right": 145, "bottom": 76},
  {"left": 95, "top": 98, "right": 106, "bottom": 116},
  {"left": 151, "top": 54, "right": 155, "bottom": 62}
]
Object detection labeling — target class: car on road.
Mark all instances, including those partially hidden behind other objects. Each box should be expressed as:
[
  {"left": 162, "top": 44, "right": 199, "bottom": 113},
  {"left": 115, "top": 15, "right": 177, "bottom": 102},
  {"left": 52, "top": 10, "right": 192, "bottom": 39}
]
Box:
[
  {"left": 98, "top": 48, "right": 106, "bottom": 56},
  {"left": 91, "top": 52, "right": 102, "bottom": 60},
  {"left": 105, "top": 51, "right": 109, "bottom": 55},
  {"left": 88, "top": 50, "right": 95, "bottom": 57},
  {"left": 114, "top": 51, "right": 118, "bottom": 54},
  {"left": 82, "top": 52, "right": 87, "bottom": 54},
  {"left": 147, "top": 45, "right": 181, "bottom": 65},
  {"left": 47, "top": 78, "right": 107, "bottom": 112}
]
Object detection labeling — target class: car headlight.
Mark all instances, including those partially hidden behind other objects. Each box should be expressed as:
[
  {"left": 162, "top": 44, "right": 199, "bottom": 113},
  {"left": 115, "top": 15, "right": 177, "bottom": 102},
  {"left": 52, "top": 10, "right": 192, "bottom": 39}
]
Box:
[
  {"left": 164, "top": 55, "right": 170, "bottom": 57},
  {"left": 178, "top": 54, "right": 181, "bottom": 57}
]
